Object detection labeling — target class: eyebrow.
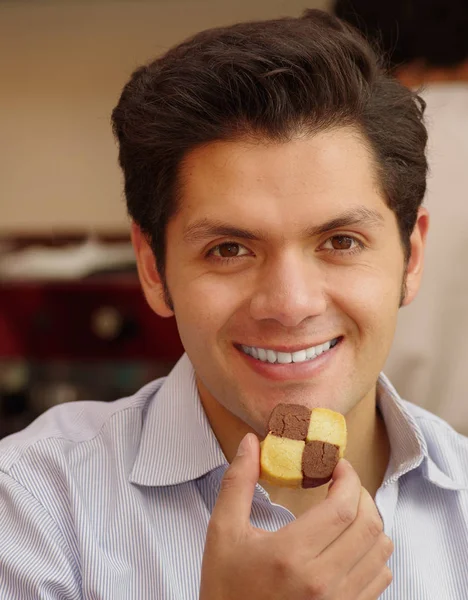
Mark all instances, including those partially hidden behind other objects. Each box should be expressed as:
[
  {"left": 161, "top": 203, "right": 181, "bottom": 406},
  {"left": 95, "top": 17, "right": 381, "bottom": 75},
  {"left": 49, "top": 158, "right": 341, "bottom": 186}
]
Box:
[{"left": 182, "top": 206, "right": 385, "bottom": 244}]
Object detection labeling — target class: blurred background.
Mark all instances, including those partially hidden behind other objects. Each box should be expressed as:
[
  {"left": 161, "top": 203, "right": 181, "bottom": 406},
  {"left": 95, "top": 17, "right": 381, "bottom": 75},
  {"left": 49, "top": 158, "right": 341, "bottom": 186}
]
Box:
[
  {"left": 2, "top": 0, "right": 468, "bottom": 438},
  {"left": 0, "top": 0, "right": 330, "bottom": 438}
]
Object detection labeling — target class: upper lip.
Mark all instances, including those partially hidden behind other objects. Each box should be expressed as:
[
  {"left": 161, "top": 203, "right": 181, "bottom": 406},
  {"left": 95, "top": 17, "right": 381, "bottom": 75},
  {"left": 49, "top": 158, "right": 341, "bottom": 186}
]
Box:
[{"left": 235, "top": 337, "right": 340, "bottom": 353}]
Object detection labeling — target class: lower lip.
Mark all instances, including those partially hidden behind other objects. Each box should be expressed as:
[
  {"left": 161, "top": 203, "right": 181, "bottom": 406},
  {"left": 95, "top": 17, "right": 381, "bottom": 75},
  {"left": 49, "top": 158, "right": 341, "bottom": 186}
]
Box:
[{"left": 236, "top": 339, "right": 342, "bottom": 382}]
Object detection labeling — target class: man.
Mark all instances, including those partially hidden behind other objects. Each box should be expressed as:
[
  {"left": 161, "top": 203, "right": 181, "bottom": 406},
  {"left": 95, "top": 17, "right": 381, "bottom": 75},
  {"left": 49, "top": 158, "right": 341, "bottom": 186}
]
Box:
[
  {"left": 1, "top": 9, "right": 467, "bottom": 600},
  {"left": 333, "top": 0, "right": 468, "bottom": 434}
]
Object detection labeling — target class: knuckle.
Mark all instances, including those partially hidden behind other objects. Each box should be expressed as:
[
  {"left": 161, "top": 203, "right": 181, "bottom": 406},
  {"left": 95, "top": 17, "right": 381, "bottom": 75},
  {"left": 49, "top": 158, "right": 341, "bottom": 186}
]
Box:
[
  {"left": 380, "top": 535, "right": 394, "bottom": 559},
  {"left": 332, "top": 502, "right": 356, "bottom": 528},
  {"left": 382, "top": 566, "right": 393, "bottom": 587},
  {"left": 365, "top": 515, "right": 384, "bottom": 539},
  {"left": 272, "top": 553, "right": 306, "bottom": 591},
  {"left": 271, "top": 552, "right": 296, "bottom": 578},
  {"left": 304, "top": 575, "right": 330, "bottom": 599}
]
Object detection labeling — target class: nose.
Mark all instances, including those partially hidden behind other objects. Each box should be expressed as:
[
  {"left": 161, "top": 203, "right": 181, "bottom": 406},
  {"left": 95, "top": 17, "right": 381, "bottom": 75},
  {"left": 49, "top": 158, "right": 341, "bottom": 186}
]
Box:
[{"left": 249, "top": 252, "right": 328, "bottom": 327}]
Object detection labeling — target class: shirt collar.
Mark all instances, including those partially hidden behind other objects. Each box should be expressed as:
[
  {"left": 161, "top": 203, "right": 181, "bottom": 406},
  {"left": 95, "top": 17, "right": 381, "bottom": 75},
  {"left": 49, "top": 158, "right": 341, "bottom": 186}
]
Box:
[
  {"left": 130, "top": 354, "right": 465, "bottom": 490},
  {"left": 377, "top": 373, "right": 466, "bottom": 491},
  {"left": 129, "top": 354, "right": 227, "bottom": 487}
]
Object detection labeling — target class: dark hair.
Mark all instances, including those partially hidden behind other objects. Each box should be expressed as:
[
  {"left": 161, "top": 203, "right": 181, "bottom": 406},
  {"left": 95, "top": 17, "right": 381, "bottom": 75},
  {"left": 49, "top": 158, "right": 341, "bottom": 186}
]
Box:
[
  {"left": 112, "top": 9, "right": 427, "bottom": 282},
  {"left": 333, "top": 0, "right": 468, "bottom": 69}
]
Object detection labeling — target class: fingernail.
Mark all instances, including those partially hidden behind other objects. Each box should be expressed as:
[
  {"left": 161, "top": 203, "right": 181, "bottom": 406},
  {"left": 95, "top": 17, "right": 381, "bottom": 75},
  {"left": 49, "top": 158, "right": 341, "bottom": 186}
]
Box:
[{"left": 237, "top": 434, "right": 251, "bottom": 456}]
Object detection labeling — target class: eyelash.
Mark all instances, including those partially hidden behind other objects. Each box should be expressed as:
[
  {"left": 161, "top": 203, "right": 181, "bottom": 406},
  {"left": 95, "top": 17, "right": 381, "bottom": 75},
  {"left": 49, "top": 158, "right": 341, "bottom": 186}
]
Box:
[{"left": 206, "top": 236, "right": 365, "bottom": 264}]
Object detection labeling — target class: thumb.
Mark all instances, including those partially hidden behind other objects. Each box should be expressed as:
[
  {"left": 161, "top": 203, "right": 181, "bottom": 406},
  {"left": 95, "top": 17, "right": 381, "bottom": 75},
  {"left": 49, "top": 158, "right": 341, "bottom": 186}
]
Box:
[
  {"left": 326, "top": 458, "right": 361, "bottom": 507},
  {"left": 211, "top": 433, "right": 260, "bottom": 527}
]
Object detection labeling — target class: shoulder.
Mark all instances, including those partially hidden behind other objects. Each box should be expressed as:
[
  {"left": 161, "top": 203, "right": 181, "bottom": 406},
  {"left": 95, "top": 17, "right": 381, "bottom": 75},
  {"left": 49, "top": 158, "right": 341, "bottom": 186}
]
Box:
[
  {"left": 0, "top": 377, "right": 166, "bottom": 476},
  {"left": 403, "top": 400, "right": 468, "bottom": 487}
]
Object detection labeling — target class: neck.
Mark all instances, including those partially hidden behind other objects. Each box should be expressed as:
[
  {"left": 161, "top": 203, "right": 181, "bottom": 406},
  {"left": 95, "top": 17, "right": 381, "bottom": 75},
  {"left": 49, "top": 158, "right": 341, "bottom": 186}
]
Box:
[
  {"left": 198, "top": 378, "right": 391, "bottom": 516},
  {"left": 343, "top": 390, "right": 390, "bottom": 498}
]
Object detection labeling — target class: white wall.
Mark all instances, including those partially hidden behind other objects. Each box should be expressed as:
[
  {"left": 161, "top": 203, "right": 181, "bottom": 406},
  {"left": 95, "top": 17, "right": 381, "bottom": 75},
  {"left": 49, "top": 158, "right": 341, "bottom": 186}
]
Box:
[{"left": 0, "top": 0, "right": 330, "bottom": 234}]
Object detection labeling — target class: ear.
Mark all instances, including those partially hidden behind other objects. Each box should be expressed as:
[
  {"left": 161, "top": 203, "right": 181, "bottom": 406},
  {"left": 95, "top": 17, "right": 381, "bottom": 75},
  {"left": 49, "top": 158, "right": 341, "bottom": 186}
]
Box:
[
  {"left": 401, "top": 207, "right": 430, "bottom": 307},
  {"left": 130, "top": 222, "right": 174, "bottom": 318}
]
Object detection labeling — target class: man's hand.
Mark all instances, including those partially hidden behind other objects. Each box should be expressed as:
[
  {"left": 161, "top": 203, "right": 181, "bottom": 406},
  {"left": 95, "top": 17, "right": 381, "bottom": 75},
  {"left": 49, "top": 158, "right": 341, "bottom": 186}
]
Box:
[{"left": 200, "top": 433, "right": 393, "bottom": 600}]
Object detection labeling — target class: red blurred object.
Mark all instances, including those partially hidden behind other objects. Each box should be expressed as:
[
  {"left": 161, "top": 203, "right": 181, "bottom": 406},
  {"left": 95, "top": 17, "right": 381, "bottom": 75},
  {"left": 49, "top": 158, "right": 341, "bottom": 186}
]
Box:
[{"left": 0, "top": 276, "right": 184, "bottom": 361}]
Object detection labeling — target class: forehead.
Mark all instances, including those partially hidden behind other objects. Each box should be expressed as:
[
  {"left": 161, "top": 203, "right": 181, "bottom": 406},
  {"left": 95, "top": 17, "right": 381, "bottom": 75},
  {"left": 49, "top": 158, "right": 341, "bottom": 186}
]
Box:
[{"left": 176, "top": 127, "right": 390, "bottom": 230}]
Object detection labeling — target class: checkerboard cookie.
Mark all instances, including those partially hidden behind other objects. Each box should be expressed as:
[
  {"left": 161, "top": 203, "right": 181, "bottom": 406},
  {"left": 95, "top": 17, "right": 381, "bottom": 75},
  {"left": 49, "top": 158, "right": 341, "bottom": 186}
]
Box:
[{"left": 260, "top": 404, "right": 347, "bottom": 488}]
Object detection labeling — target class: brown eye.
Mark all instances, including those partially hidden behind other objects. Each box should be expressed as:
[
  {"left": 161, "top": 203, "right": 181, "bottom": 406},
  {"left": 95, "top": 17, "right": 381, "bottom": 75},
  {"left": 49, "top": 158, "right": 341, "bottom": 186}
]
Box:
[
  {"left": 330, "top": 236, "right": 354, "bottom": 250},
  {"left": 217, "top": 243, "right": 242, "bottom": 257},
  {"left": 208, "top": 242, "right": 250, "bottom": 261}
]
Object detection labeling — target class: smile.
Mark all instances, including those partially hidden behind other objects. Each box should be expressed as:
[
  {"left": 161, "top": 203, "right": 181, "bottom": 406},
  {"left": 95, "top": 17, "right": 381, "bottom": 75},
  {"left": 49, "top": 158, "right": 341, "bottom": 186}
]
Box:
[{"left": 240, "top": 338, "right": 340, "bottom": 364}]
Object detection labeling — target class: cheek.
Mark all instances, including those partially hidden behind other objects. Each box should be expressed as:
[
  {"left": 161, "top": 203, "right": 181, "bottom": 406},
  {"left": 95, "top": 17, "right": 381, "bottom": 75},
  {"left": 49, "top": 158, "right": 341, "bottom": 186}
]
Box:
[
  {"left": 170, "top": 272, "right": 247, "bottom": 344},
  {"left": 329, "top": 263, "right": 402, "bottom": 333}
]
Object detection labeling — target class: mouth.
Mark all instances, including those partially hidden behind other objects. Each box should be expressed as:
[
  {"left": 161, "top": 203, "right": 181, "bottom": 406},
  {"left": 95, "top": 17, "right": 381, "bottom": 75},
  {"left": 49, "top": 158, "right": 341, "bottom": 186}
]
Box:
[{"left": 236, "top": 337, "right": 342, "bottom": 365}]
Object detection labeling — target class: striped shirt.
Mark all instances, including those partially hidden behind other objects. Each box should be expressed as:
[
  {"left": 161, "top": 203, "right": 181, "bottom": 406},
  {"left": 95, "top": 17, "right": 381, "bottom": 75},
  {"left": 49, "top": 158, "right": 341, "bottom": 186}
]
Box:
[{"left": 1, "top": 353, "right": 467, "bottom": 599}]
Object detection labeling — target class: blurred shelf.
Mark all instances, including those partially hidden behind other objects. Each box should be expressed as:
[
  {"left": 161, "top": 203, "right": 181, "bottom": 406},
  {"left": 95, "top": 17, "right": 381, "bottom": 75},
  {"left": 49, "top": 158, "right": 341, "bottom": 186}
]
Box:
[{"left": 0, "top": 234, "right": 183, "bottom": 362}]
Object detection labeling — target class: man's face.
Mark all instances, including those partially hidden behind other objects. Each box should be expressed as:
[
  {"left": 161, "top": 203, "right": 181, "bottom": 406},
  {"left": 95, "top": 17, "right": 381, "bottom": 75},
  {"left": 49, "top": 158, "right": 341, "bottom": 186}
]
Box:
[{"left": 137, "top": 127, "right": 426, "bottom": 434}]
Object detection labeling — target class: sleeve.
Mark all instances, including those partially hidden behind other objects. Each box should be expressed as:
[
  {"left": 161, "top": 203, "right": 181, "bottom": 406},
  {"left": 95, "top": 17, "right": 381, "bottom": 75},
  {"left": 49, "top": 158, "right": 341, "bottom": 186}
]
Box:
[{"left": 0, "top": 471, "right": 82, "bottom": 599}]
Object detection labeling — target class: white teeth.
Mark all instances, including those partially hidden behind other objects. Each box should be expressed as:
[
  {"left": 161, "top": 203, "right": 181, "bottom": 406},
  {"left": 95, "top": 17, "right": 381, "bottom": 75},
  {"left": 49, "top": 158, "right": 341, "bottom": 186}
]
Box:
[
  {"left": 241, "top": 338, "right": 338, "bottom": 364},
  {"left": 292, "top": 350, "right": 307, "bottom": 363},
  {"left": 277, "top": 352, "right": 292, "bottom": 364}
]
